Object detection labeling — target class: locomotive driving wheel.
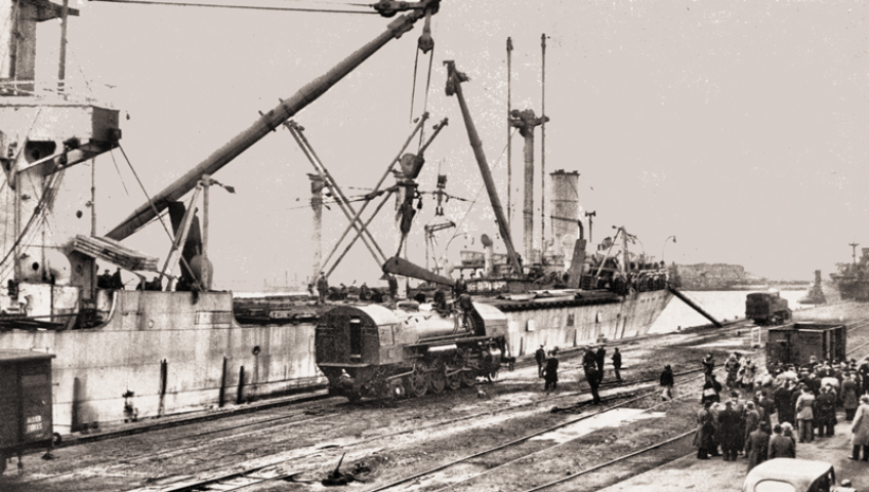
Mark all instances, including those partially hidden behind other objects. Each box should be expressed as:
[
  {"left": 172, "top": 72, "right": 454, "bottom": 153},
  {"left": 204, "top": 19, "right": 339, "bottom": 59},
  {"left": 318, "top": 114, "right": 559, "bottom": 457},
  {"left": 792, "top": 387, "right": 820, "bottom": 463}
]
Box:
[
  {"left": 382, "top": 379, "right": 406, "bottom": 399},
  {"left": 410, "top": 363, "right": 430, "bottom": 398},
  {"left": 445, "top": 367, "right": 462, "bottom": 391},
  {"left": 461, "top": 368, "right": 477, "bottom": 387},
  {"left": 430, "top": 366, "right": 447, "bottom": 394}
]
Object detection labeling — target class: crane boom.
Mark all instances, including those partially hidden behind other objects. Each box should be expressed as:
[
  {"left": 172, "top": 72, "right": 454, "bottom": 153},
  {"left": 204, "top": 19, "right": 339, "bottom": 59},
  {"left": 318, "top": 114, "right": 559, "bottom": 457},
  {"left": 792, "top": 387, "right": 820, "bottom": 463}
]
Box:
[
  {"left": 106, "top": 1, "right": 439, "bottom": 241},
  {"left": 443, "top": 60, "right": 523, "bottom": 277}
]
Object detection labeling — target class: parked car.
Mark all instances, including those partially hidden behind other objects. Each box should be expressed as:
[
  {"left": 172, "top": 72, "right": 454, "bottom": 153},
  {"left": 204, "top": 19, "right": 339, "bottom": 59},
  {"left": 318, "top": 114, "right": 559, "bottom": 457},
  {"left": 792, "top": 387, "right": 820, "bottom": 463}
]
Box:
[{"left": 743, "top": 458, "right": 856, "bottom": 492}]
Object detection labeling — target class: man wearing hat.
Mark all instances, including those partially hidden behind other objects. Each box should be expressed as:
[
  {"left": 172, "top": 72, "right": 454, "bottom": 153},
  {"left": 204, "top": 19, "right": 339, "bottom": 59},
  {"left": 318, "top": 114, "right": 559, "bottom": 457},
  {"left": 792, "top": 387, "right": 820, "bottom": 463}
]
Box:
[{"left": 535, "top": 344, "right": 546, "bottom": 378}]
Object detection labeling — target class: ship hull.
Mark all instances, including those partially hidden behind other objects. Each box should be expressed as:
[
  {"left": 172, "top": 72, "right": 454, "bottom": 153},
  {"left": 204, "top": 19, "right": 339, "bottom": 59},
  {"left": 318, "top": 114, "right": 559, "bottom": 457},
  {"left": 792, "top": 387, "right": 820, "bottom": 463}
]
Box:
[
  {"left": 494, "top": 289, "right": 673, "bottom": 356},
  {"left": 0, "top": 289, "right": 671, "bottom": 431},
  {"left": 0, "top": 290, "right": 323, "bottom": 433}
]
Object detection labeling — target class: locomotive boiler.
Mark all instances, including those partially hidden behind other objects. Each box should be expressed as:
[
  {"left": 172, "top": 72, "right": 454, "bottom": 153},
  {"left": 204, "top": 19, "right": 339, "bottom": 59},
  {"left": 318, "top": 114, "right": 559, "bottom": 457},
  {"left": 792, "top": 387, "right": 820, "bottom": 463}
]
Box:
[{"left": 315, "top": 300, "right": 513, "bottom": 401}]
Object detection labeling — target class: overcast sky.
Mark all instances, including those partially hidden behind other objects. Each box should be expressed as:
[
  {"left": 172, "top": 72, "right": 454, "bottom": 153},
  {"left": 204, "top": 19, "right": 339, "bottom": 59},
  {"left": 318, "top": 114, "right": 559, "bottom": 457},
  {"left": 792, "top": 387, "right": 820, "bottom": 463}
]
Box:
[{"left": 21, "top": 0, "right": 869, "bottom": 290}]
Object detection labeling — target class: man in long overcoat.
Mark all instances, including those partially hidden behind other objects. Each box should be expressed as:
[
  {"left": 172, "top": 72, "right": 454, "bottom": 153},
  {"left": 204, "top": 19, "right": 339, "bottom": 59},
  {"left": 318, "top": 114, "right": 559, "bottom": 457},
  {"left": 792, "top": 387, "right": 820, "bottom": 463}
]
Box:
[
  {"left": 612, "top": 348, "right": 623, "bottom": 381},
  {"left": 585, "top": 365, "right": 602, "bottom": 404},
  {"left": 717, "top": 400, "right": 742, "bottom": 461},
  {"left": 694, "top": 401, "right": 716, "bottom": 459},
  {"left": 543, "top": 349, "right": 560, "bottom": 391},
  {"left": 849, "top": 395, "right": 869, "bottom": 461},
  {"left": 743, "top": 401, "right": 760, "bottom": 456},
  {"left": 816, "top": 385, "right": 837, "bottom": 437},
  {"left": 535, "top": 345, "right": 546, "bottom": 378},
  {"left": 774, "top": 380, "right": 795, "bottom": 425},
  {"left": 842, "top": 372, "right": 860, "bottom": 421},
  {"left": 595, "top": 346, "right": 606, "bottom": 382},
  {"left": 746, "top": 423, "right": 771, "bottom": 471}
]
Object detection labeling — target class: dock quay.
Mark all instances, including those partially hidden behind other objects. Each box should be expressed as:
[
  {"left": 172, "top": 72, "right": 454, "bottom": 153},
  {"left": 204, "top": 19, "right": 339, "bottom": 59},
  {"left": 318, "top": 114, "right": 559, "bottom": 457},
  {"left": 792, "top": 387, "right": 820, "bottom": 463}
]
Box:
[{"left": 2, "top": 301, "right": 868, "bottom": 492}]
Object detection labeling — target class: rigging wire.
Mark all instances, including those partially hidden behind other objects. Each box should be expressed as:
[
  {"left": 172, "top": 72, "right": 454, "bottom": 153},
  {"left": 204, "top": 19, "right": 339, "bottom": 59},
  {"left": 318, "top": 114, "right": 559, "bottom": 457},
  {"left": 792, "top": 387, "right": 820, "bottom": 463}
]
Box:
[
  {"left": 68, "top": 45, "right": 95, "bottom": 98},
  {"left": 0, "top": 172, "right": 63, "bottom": 276},
  {"left": 117, "top": 144, "right": 176, "bottom": 243},
  {"left": 108, "top": 150, "right": 131, "bottom": 197},
  {"left": 417, "top": 45, "right": 435, "bottom": 150},
  {"left": 90, "top": 0, "right": 377, "bottom": 14},
  {"left": 408, "top": 47, "right": 420, "bottom": 124},
  {"left": 448, "top": 128, "right": 517, "bottom": 245}
]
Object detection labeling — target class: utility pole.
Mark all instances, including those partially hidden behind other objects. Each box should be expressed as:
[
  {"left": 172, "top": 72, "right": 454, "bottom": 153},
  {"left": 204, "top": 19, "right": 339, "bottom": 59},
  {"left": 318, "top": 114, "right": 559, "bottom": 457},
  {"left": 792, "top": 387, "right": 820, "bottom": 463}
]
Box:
[{"left": 850, "top": 242, "right": 859, "bottom": 265}]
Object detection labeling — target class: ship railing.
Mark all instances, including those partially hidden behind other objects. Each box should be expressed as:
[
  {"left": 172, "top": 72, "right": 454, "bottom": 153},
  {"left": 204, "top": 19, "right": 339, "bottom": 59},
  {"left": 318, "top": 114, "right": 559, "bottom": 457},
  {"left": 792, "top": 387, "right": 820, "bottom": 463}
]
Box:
[{"left": 0, "top": 79, "right": 114, "bottom": 106}]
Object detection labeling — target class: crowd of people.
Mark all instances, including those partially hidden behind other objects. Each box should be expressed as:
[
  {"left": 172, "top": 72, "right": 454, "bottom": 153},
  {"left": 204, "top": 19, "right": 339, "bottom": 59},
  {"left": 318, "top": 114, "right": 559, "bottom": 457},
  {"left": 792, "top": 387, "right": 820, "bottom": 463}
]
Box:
[{"left": 692, "top": 351, "right": 869, "bottom": 471}]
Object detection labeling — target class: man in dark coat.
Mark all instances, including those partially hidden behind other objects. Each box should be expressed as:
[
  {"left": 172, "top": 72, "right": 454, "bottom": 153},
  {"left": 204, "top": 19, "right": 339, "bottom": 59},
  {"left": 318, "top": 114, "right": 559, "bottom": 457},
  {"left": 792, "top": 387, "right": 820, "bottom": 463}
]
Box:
[
  {"left": 701, "top": 353, "right": 715, "bottom": 376},
  {"left": 387, "top": 275, "right": 399, "bottom": 300},
  {"left": 316, "top": 272, "right": 329, "bottom": 304},
  {"left": 97, "top": 268, "right": 112, "bottom": 289},
  {"left": 858, "top": 359, "right": 869, "bottom": 395},
  {"left": 695, "top": 401, "right": 716, "bottom": 459},
  {"left": 701, "top": 374, "right": 722, "bottom": 404},
  {"left": 660, "top": 365, "right": 675, "bottom": 401},
  {"left": 756, "top": 390, "right": 775, "bottom": 428},
  {"left": 743, "top": 401, "right": 761, "bottom": 456},
  {"left": 535, "top": 345, "right": 546, "bottom": 378},
  {"left": 111, "top": 267, "right": 124, "bottom": 290},
  {"left": 746, "top": 423, "right": 771, "bottom": 470},
  {"left": 816, "top": 384, "right": 837, "bottom": 437},
  {"left": 582, "top": 346, "right": 597, "bottom": 372},
  {"left": 774, "top": 381, "right": 795, "bottom": 425},
  {"left": 543, "top": 349, "right": 559, "bottom": 391},
  {"left": 718, "top": 401, "right": 742, "bottom": 461},
  {"left": 768, "top": 424, "right": 796, "bottom": 459},
  {"left": 612, "top": 347, "right": 623, "bottom": 381},
  {"left": 595, "top": 346, "right": 606, "bottom": 382},
  {"left": 585, "top": 365, "right": 602, "bottom": 404}
]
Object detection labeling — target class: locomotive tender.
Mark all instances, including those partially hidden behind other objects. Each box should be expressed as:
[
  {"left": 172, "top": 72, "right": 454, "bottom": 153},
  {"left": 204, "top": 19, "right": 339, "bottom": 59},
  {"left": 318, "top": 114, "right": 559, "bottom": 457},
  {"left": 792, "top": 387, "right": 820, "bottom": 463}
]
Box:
[{"left": 315, "top": 300, "right": 513, "bottom": 401}]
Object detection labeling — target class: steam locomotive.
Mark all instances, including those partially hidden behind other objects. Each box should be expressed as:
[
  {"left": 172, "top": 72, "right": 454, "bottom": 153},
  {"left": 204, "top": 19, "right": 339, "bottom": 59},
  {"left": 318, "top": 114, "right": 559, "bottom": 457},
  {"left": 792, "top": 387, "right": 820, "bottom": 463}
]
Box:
[
  {"left": 745, "top": 291, "right": 792, "bottom": 326},
  {"left": 315, "top": 299, "right": 513, "bottom": 401}
]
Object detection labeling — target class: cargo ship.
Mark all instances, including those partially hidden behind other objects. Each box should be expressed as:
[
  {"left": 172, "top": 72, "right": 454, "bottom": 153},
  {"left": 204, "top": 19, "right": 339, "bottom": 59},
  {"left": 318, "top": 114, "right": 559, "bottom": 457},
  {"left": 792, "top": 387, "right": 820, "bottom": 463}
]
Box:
[
  {"left": 0, "top": 0, "right": 673, "bottom": 431},
  {"left": 830, "top": 244, "right": 869, "bottom": 301}
]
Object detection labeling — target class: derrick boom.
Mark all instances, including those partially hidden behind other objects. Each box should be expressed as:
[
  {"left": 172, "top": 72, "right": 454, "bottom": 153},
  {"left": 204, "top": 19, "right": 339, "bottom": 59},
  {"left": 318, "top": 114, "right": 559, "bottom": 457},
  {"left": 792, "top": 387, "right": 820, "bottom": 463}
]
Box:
[{"left": 105, "top": 2, "right": 439, "bottom": 241}]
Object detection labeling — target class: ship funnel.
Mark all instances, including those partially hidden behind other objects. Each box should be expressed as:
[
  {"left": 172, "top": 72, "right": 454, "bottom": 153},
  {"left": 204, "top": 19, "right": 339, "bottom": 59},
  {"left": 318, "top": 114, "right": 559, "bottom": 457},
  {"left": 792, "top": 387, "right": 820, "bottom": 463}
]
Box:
[
  {"left": 549, "top": 169, "right": 580, "bottom": 264},
  {"left": 481, "top": 234, "right": 494, "bottom": 276},
  {"left": 383, "top": 257, "right": 454, "bottom": 287}
]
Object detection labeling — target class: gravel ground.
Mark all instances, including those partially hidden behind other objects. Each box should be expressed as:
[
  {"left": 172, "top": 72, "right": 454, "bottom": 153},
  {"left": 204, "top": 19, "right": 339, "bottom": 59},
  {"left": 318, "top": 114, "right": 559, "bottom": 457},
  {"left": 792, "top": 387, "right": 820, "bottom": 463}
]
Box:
[{"left": 3, "top": 302, "right": 868, "bottom": 492}]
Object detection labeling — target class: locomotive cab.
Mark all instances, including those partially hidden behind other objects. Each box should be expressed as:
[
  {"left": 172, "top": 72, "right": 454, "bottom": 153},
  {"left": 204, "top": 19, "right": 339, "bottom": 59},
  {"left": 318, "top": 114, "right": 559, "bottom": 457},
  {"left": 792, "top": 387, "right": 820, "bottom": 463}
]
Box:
[{"left": 315, "top": 302, "right": 511, "bottom": 401}]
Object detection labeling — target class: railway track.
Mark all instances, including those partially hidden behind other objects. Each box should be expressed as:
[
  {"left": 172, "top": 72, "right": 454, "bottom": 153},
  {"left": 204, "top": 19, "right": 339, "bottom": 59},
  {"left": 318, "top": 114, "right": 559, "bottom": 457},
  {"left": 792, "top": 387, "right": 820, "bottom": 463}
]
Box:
[
  {"left": 118, "top": 359, "right": 716, "bottom": 492},
  {"left": 28, "top": 316, "right": 869, "bottom": 492},
  {"left": 365, "top": 370, "right": 710, "bottom": 492},
  {"left": 359, "top": 318, "right": 869, "bottom": 492}
]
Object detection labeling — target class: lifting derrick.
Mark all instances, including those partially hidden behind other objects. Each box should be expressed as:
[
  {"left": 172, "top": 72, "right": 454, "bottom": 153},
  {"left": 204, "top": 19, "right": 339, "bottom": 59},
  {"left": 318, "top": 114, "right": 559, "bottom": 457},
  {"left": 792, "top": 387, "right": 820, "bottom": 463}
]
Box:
[
  {"left": 443, "top": 60, "right": 523, "bottom": 277},
  {"left": 105, "top": 0, "right": 441, "bottom": 242}
]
